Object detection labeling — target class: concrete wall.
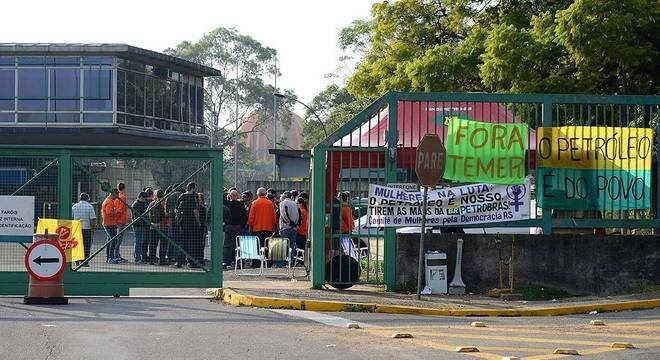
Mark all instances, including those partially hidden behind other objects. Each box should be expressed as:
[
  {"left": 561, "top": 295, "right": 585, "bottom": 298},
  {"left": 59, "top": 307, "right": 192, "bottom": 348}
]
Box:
[{"left": 396, "top": 234, "right": 659, "bottom": 295}]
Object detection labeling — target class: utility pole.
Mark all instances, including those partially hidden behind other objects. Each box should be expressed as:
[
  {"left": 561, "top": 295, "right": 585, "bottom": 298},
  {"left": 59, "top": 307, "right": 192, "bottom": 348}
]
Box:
[
  {"left": 234, "top": 63, "right": 239, "bottom": 188},
  {"left": 272, "top": 56, "right": 278, "bottom": 181}
]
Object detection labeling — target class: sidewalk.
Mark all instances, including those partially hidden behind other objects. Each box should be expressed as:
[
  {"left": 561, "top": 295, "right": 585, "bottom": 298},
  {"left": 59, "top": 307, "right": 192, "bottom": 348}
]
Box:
[{"left": 218, "top": 271, "right": 660, "bottom": 316}]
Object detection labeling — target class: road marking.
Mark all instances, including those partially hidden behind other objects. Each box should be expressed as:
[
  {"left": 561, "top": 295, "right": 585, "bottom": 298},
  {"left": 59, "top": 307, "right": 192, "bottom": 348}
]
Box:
[
  {"left": 605, "top": 319, "right": 660, "bottom": 326},
  {"left": 270, "top": 309, "right": 502, "bottom": 359},
  {"left": 269, "top": 309, "right": 371, "bottom": 328},
  {"left": 372, "top": 329, "right": 614, "bottom": 347},
  {"left": 380, "top": 324, "right": 660, "bottom": 341}
]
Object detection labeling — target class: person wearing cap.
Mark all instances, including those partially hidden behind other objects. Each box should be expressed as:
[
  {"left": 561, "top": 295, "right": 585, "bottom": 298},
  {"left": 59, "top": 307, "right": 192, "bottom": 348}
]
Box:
[{"left": 279, "top": 191, "right": 301, "bottom": 266}]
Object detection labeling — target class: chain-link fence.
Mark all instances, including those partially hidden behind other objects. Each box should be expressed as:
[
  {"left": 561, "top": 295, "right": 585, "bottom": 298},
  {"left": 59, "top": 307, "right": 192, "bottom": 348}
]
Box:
[{"left": 0, "top": 146, "right": 223, "bottom": 296}]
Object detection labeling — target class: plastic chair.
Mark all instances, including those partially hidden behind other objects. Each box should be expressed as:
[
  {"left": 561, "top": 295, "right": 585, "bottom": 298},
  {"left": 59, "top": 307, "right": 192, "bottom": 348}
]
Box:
[
  {"left": 291, "top": 241, "right": 308, "bottom": 278},
  {"left": 234, "top": 235, "right": 266, "bottom": 276},
  {"left": 266, "top": 237, "right": 291, "bottom": 276}
]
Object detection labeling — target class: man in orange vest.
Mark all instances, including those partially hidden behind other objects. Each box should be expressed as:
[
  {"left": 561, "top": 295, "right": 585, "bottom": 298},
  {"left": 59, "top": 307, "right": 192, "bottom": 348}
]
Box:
[
  {"left": 247, "top": 187, "right": 276, "bottom": 249},
  {"left": 102, "top": 189, "right": 121, "bottom": 263},
  {"left": 112, "top": 182, "right": 129, "bottom": 263}
]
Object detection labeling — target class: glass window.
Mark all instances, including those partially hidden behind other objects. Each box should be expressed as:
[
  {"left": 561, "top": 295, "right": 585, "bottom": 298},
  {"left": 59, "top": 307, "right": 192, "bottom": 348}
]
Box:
[
  {"left": 182, "top": 83, "right": 188, "bottom": 123},
  {"left": 145, "top": 77, "right": 154, "bottom": 116},
  {"left": 17, "top": 56, "right": 48, "bottom": 66},
  {"left": 54, "top": 57, "right": 80, "bottom": 65},
  {"left": 171, "top": 81, "right": 180, "bottom": 121},
  {"left": 17, "top": 113, "right": 47, "bottom": 123},
  {"left": 47, "top": 113, "right": 79, "bottom": 123},
  {"left": 196, "top": 86, "right": 204, "bottom": 124},
  {"left": 126, "top": 115, "right": 144, "bottom": 127},
  {"left": 135, "top": 73, "right": 145, "bottom": 115},
  {"left": 83, "top": 113, "right": 112, "bottom": 123},
  {"left": 0, "top": 56, "right": 15, "bottom": 66},
  {"left": 0, "top": 70, "right": 14, "bottom": 110},
  {"left": 0, "top": 113, "right": 14, "bottom": 122},
  {"left": 118, "top": 58, "right": 145, "bottom": 72},
  {"left": 126, "top": 72, "right": 136, "bottom": 113},
  {"left": 82, "top": 56, "right": 112, "bottom": 65},
  {"left": 49, "top": 68, "right": 80, "bottom": 111},
  {"left": 154, "top": 78, "right": 167, "bottom": 118},
  {"left": 117, "top": 70, "right": 126, "bottom": 112},
  {"left": 83, "top": 69, "right": 112, "bottom": 111},
  {"left": 17, "top": 68, "right": 47, "bottom": 111}
]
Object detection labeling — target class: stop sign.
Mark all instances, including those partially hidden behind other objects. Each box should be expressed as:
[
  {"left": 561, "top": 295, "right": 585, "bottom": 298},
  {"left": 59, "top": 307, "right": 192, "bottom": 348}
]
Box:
[{"left": 415, "top": 134, "right": 446, "bottom": 187}]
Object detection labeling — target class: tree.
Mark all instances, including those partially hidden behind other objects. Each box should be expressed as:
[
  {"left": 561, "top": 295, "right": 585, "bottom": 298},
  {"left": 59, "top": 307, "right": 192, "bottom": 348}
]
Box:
[
  {"left": 347, "top": 0, "right": 473, "bottom": 98},
  {"left": 300, "top": 85, "right": 371, "bottom": 148},
  {"left": 347, "top": 0, "right": 659, "bottom": 97},
  {"left": 167, "top": 27, "right": 296, "bottom": 187},
  {"left": 166, "top": 27, "right": 295, "bottom": 150}
]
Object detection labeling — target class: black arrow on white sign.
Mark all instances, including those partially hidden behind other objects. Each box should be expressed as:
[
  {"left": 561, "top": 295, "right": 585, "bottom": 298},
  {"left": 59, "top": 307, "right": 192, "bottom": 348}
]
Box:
[{"left": 33, "top": 256, "right": 60, "bottom": 266}]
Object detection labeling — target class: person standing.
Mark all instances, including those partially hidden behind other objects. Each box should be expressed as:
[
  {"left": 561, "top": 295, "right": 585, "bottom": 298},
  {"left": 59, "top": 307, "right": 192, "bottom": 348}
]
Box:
[
  {"left": 191, "top": 192, "right": 209, "bottom": 268},
  {"left": 340, "top": 192, "right": 354, "bottom": 234},
  {"left": 224, "top": 190, "right": 247, "bottom": 268},
  {"left": 102, "top": 189, "right": 120, "bottom": 264},
  {"left": 279, "top": 191, "right": 301, "bottom": 266},
  {"left": 242, "top": 191, "right": 253, "bottom": 216},
  {"left": 72, "top": 192, "right": 96, "bottom": 267},
  {"left": 173, "top": 182, "right": 201, "bottom": 268},
  {"left": 296, "top": 193, "right": 308, "bottom": 252},
  {"left": 149, "top": 189, "right": 169, "bottom": 265},
  {"left": 132, "top": 191, "right": 151, "bottom": 264},
  {"left": 114, "top": 182, "right": 129, "bottom": 263},
  {"left": 296, "top": 193, "right": 309, "bottom": 274},
  {"left": 165, "top": 186, "right": 183, "bottom": 265},
  {"left": 247, "top": 187, "right": 276, "bottom": 250}
]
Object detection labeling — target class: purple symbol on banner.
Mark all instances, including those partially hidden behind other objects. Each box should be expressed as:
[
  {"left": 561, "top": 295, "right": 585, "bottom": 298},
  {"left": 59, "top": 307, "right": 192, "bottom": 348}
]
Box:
[{"left": 507, "top": 184, "right": 527, "bottom": 212}]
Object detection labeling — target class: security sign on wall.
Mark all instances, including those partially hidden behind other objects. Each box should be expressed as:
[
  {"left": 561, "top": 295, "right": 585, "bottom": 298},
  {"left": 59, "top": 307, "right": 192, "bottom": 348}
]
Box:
[{"left": 24, "top": 239, "right": 66, "bottom": 281}]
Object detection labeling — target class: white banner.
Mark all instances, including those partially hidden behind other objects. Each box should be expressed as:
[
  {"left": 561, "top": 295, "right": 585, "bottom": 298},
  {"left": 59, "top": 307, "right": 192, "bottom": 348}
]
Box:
[
  {"left": 0, "top": 195, "right": 35, "bottom": 237},
  {"left": 367, "top": 178, "right": 531, "bottom": 227}
]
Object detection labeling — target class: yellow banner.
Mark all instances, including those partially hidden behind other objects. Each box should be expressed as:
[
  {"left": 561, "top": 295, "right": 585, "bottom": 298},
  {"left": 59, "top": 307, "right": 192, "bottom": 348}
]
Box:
[
  {"left": 36, "top": 219, "right": 85, "bottom": 263},
  {"left": 537, "top": 126, "right": 653, "bottom": 170}
]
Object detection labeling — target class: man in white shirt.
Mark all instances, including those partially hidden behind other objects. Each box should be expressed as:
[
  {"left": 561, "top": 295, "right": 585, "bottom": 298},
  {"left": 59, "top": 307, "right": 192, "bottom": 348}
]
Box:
[
  {"left": 72, "top": 192, "right": 97, "bottom": 266},
  {"left": 279, "top": 191, "right": 301, "bottom": 266}
]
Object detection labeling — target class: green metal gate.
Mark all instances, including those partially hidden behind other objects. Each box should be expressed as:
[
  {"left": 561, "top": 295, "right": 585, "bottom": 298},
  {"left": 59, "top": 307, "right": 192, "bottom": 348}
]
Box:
[
  {"left": 0, "top": 146, "right": 224, "bottom": 296},
  {"left": 310, "top": 92, "right": 660, "bottom": 290}
]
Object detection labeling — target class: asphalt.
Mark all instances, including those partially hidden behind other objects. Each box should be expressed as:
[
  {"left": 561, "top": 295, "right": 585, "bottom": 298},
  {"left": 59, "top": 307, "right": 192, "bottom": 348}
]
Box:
[{"left": 1, "top": 297, "right": 658, "bottom": 359}]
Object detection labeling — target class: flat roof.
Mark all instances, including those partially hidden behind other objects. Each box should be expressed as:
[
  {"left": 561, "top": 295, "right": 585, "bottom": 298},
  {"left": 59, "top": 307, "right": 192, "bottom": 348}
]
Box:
[{"left": 0, "top": 43, "right": 221, "bottom": 77}]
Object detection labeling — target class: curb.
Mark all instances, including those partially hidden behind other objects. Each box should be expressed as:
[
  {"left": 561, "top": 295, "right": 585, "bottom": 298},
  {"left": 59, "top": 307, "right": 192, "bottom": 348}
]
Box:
[{"left": 213, "top": 288, "right": 660, "bottom": 317}]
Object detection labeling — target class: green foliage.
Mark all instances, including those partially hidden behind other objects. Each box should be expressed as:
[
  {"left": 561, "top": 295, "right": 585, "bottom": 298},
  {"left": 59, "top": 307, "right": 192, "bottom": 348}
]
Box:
[
  {"left": 301, "top": 85, "right": 371, "bottom": 149},
  {"left": 346, "top": 0, "right": 659, "bottom": 98},
  {"left": 168, "top": 27, "right": 296, "bottom": 188}
]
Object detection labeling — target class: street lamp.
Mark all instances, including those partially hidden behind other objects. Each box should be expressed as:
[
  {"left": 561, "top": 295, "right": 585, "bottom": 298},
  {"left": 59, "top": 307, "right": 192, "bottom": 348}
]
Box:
[{"left": 273, "top": 93, "right": 329, "bottom": 139}]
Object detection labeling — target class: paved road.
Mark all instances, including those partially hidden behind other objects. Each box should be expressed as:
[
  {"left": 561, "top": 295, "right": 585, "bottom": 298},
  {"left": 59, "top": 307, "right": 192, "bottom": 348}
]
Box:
[{"left": 0, "top": 297, "right": 658, "bottom": 359}]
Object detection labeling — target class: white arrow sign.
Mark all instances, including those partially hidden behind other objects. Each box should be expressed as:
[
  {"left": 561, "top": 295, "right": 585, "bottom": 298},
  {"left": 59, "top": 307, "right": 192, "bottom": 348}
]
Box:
[{"left": 25, "top": 240, "right": 65, "bottom": 281}]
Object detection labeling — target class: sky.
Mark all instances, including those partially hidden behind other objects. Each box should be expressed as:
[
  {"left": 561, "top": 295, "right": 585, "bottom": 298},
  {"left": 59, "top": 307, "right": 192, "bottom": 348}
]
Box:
[{"left": 1, "top": 0, "right": 375, "bottom": 113}]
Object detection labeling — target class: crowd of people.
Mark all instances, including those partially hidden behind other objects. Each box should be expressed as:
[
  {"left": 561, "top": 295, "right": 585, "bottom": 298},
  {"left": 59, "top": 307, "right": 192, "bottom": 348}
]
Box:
[
  {"left": 72, "top": 181, "right": 318, "bottom": 270},
  {"left": 223, "top": 187, "right": 309, "bottom": 269},
  {"left": 94, "top": 181, "right": 209, "bottom": 268}
]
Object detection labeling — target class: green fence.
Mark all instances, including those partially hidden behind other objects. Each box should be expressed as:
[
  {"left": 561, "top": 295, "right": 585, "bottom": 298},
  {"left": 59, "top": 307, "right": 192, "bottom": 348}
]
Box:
[
  {"left": 0, "top": 146, "right": 223, "bottom": 296},
  {"left": 310, "top": 92, "right": 660, "bottom": 290}
]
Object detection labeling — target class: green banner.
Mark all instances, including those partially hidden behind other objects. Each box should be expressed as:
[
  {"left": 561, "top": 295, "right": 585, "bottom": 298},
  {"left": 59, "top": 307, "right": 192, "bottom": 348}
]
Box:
[
  {"left": 444, "top": 118, "right": 527, "bottom": 184},
  {"left": 537, "top": 168, "right": 651, "bottom": 210}
]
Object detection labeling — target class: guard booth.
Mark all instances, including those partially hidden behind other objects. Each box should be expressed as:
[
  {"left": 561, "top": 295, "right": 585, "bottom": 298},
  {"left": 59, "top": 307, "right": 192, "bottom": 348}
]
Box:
[
  {"left": 309, "top": 92, "right": 660, "bottom": 290},
  {"left": 0, "top": 146, "right": 224, "bottom": 296}
]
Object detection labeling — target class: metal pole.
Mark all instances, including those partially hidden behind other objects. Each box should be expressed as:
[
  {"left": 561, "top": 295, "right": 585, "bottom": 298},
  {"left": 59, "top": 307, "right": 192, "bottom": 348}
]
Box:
[
  {"left": 234, "top": 64, "right": 239, "bottom": 188},
  {"left": 416, "top": 185, "right": 428, "bottom": 300},
  {"left": 273, "top": 56, "right": 278, "bottom": 180}
]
